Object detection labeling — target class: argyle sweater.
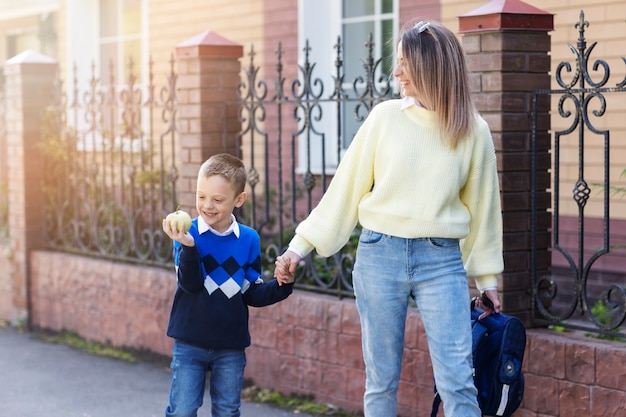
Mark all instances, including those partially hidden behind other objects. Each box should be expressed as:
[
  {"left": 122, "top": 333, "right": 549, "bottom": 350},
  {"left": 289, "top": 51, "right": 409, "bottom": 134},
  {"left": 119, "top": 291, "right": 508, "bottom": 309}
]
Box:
[{"left": 166, "top": 219, "right": 293, "bottom": 350}]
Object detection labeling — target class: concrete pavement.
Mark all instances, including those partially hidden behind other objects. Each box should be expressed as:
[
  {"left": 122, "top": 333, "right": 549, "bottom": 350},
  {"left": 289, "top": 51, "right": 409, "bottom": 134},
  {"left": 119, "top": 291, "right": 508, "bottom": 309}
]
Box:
[{"left": 0, "top": 325, "right": 314, "bottom": 417}]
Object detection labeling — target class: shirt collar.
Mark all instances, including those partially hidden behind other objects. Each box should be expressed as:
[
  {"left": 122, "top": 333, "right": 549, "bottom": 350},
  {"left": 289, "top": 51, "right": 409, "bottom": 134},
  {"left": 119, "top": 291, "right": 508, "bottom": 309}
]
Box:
[
  {"left": 400, "top": 96, "right": 423, "bottom": 110},
  {"left": 197, "top": 213, "right": 240, "bottom": 237}
]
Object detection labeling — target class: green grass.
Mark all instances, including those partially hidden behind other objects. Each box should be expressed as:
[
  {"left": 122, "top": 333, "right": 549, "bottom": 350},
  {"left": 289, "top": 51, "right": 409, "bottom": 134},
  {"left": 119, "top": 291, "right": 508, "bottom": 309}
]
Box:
[
  {"left": 241, "top": 384, "right": 362, "bottom": 416},
  {"left": 38, "top": 331, "right": 137, "bottom": 362}
]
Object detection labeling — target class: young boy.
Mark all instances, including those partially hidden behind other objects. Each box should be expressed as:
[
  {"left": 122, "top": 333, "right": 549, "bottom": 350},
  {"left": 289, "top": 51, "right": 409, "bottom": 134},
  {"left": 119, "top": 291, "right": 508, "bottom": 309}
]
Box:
[{"left": 162, "top": 153, "right": 294, "bottom": 417}]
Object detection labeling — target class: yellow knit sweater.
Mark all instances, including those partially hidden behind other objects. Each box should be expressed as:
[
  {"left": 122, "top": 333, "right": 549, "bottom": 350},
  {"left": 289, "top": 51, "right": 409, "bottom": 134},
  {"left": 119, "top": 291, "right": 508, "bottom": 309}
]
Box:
[{"left": 289, "top": 99, "right": 503, "bottom": 291}]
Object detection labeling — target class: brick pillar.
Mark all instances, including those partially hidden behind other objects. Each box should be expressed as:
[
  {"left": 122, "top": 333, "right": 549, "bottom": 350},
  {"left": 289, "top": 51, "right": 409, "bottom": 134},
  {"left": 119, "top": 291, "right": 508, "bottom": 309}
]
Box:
[
  {"left": 459, "top": 0, "right": 554, "bottom": 324},
  {"left": 4, "top": 50, "right": 58, "bottom": 327},
  {"left": 174, "top": 31, "right": 244, "bottom": 213}
]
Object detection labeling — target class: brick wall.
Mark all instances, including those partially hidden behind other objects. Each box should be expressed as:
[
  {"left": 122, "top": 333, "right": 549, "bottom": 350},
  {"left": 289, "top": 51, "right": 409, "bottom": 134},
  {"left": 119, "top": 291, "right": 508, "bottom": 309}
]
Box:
[
  {"left": 27, "top": 250, "right": 626, "bottom": 417},
  {"left": 0, "top": 242, "right": 12, "bottom": 322},
  {"left": 29, "top": 251, "right": 174, "bottom": 356}
]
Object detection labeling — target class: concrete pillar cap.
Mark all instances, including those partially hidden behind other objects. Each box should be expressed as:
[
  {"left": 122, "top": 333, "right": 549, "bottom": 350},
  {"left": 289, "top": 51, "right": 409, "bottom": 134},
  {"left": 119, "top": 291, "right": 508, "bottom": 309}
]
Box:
[
  {"left": 6, "top": 49, "right": 57, "bottom": 65},
  {"left": 176, "top": 30, "right": 243, "bottom": 58},
  {"left": 459, "top": 0, "right": 554, "bottom": 33}
]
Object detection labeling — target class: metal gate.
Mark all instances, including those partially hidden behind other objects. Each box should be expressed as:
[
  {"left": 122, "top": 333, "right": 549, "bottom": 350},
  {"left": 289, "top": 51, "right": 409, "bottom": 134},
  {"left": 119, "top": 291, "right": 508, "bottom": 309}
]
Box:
[{"left": 531, "top": 11, "right": 626, "bottom": 337}]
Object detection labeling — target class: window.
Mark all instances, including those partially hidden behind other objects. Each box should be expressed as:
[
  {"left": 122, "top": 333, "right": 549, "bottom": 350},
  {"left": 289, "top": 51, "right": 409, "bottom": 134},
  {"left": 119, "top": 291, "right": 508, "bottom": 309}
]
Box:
[
  {"left": 298, "top": 0, "right": 397, "bottom": 172},
  {"left": 99, "top": 0, "right": 143, "bottom": 84},
  {"left": 65, "top": 0, "right": 146, "bottom": 91},
  {"left": 64, "top": 0, "right": 147, "bottom": 151},
  {"left": 341, "top": 0, "right": 396, "bottom": 149}
]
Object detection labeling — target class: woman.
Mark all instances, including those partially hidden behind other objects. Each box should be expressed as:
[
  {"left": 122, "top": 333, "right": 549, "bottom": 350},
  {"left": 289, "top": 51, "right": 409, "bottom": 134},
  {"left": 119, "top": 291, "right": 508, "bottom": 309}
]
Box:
[{"left": 275, "top": 20, "right": 503, "bottom": 417}]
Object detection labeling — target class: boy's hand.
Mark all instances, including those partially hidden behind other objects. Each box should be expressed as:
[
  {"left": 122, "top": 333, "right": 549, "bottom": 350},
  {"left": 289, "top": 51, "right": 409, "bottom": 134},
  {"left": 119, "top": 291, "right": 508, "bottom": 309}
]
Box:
[
  {"left": 162, "top": 218, "right": 195, "bottom": 247},
  {"left": 274, "top": 250, "right": 300, "bottom": 285}
]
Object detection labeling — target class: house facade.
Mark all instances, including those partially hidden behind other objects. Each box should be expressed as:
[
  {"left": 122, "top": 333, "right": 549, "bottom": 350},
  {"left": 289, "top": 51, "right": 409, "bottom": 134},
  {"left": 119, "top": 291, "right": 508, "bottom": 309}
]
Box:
[
  {"left": 2, "top": 2, "right": 626, "bottom": 415},
  {"left": 2, "top": 0, "right": 625, "bottom": 308},
  {"left": 2, "top": 0, "right": 625, "bottom": 222}
]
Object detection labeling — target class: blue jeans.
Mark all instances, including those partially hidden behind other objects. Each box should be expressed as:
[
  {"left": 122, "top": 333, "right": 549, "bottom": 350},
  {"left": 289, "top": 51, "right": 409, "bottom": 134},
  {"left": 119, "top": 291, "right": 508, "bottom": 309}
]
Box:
[
  {"left": 165, "top": 340, "right": 246, "bottom": 417},
  {"left": 353, "top": 229, "right": 480, "bottom": 417}
]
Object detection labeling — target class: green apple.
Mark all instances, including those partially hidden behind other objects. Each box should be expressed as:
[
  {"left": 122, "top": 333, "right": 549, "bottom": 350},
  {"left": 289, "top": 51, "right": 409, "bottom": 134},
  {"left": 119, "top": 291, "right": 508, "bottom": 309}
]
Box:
[{"left": 166, "top": 210, "right": 192, "bottom": 233}]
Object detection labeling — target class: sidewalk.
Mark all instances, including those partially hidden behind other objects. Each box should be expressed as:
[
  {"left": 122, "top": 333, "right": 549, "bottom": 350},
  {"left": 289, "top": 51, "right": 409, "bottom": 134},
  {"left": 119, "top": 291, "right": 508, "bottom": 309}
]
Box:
[{"left": 0, "top": 325, "right": 313, "bottom": 417}]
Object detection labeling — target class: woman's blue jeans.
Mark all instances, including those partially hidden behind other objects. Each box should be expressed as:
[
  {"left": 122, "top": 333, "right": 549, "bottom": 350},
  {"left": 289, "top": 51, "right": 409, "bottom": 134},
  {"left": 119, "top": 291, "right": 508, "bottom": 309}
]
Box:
[
  {"left": 165, "top": 340, "right": 246, "bottom": 417},
  {"left": 353, "top": 229, "right": 481, "bottom": 417}
]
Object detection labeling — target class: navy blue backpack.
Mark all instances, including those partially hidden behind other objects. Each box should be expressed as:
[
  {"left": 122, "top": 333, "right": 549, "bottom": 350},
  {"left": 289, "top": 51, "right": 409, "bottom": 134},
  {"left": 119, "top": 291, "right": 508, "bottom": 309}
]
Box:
[{"left": 430, "top": 298, "right": 526, "bottom": 417}]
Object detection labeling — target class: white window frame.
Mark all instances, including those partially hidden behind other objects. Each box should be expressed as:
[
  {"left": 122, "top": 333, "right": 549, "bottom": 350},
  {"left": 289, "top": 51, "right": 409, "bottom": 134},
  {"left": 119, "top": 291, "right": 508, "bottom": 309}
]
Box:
[
  {"left": 297, "top": 0, "right": 398, "bottom": 174},
  {"left": 65, "top": 0, "right": 149, "bottom": 152},
  {"left": 98, "top": 0, "right": 146, "bottom": 86}
]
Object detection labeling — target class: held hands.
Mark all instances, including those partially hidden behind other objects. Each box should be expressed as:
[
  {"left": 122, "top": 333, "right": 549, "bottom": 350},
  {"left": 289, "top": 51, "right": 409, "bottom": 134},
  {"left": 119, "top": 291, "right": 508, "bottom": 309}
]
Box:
[
  {"left": 162, "top": 218, "right": 195, "bottom": 247},
  {"left": 274, "top": 250, "right": 300, "bottom": 286}
]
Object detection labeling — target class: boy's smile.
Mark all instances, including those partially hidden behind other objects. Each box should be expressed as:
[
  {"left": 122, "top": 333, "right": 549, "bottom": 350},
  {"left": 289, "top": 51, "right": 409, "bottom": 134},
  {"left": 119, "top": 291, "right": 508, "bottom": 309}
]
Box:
[{"left": 196, "top": 175, "right": 246, "bottom": 234}]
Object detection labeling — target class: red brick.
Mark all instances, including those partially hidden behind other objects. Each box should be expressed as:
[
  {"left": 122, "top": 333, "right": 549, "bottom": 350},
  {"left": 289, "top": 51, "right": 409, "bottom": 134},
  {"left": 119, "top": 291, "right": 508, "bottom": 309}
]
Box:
[
  {"left": 523, "top": 374, "right": 560, "bottom": 415},
  {"left": 343, "top": 368, "right": 366, "bottom": 412},
  {"left": 401, "top": 348, "right": 432, "bottom": 385},
  {"left": 462, "top": 33, "right": 481, "bottom": 53},
  {"left": 504, "top": 231, "right": 531, "bottom": 251},
  {"left": 337, "top": 332, "right": 363, "bottom": 370},
  {"left": 340, "top": 301, "right": 361, "bottom": 335},
  {"left": 250, "top": 319, "right": 278, "bottom": 349},
  {"left": 502, "top": 191, "right": 532, "bottom": 210},
  {"left": 410, "top": 310, "right": 430, "bottom": 352},
  {"left": 273, "top": 321, "right": 296, "bottom": 355},
  {"left": 559, "top": 381, "right": 590, "bottom": 417},
  {"left": 293, "top": 326, "right": 324, "bottom": 359},
  {"left": 502, "top": 251, "right": 530, "bottom": 270},
  {"left": 325, "top": 300, "right": 343, "bottom": 333},
  {"left": 527, "top": 331, "right": 566, "bottom": 378},
  {"left": 590, "top": 386, "right": 626, "bottom": 417},
  {"left": 397, "top": 380, "right": 420, "bottom": 415},
  {"left": 596, "top": 343, "right": 626, "bottom": 389},
  {"left": 482, "top": 32, "right": 552, "bottom": 53},
  {"left": 293, "top": 357, "right": 323, "bottom": 394},
  {"left": 565, "top": 342, "right": 596, "bottom": 384},
  {"left": 318, "top": 363, "right": 348, "bottom": 398}
]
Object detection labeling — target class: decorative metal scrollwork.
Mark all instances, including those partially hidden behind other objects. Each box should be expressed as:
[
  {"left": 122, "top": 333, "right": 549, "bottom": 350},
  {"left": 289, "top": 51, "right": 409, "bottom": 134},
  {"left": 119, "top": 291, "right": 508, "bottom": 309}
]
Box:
[
  {"left": 532, "top": 10, "right": 626, "bottom": 336},
  {"left": 43, "top": 55, "right": 179, "bottom": 266},
  {"left": 236, "top": 34, "right": 395, "bottom": 297}
]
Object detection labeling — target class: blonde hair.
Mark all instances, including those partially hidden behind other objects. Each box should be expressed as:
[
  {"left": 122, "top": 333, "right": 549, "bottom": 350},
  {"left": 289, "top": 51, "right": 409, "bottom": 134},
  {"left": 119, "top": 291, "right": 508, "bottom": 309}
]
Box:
[
  {"left": 198, "top": 153, "right": 247, "bottom": 194},
  {"left": 399, "top": 20, "right": 475, "bottom": 148}
]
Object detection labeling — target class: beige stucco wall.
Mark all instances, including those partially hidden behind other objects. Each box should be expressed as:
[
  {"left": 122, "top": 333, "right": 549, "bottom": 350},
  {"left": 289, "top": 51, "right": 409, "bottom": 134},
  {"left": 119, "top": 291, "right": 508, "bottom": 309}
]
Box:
[
  {"left": 51, "top": 0, "right": 264, "bottom": 95},
  {"left": 147, "top": 0, "right": 264, "bottom": 78},
  {"left": 0, "top": 15, "right": 44, "bottom": 63}
]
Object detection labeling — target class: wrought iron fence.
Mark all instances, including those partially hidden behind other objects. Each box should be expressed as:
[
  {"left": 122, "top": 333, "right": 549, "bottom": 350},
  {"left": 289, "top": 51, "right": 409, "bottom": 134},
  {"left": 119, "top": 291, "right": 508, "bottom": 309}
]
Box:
[
  {"left": 531, "top": 11, "right": 626, "bottom": 337},
  {"left": 42, "top": 57, "right": 179, "bottom": 266},
  {"left": 235, "top": 34, "right": 397, "bottom": 297},
  {"left": 41, "top": 33, "right": 395, "bottom": 296},
  {"left": 39, "top": 12, "right": 626, "bottom": 323}
]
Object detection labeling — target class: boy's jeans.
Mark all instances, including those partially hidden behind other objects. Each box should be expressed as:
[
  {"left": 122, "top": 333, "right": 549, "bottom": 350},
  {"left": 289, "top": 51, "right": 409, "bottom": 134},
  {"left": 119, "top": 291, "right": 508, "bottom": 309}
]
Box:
[
  {"left": 165, "top": 340, "right": 246, "bottom": 417},
  {"left": 353, "top": 229, "right": 481, "bottom": 417}
]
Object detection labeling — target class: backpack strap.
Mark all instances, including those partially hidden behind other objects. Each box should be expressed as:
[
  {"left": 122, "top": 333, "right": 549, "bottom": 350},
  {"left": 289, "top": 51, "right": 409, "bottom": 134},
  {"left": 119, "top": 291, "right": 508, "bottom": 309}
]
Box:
[
  {"left": 430, "top": 390, "right": 442, "bottom": 417},
  {"left": 471, "top": 299, "right": 492, "bottom": 358}
]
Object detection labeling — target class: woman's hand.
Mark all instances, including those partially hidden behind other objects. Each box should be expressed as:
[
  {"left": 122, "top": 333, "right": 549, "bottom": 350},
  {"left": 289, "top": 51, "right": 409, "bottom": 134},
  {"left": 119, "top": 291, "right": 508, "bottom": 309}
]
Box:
[{"left": 476, "top": 289, "right": 500, "bottom": 320}]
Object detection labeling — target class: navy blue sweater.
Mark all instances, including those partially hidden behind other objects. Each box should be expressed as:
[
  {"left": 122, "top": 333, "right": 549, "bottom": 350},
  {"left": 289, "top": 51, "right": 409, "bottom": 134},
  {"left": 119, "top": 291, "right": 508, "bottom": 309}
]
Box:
[{"left": 166, "top": 219, "right": 293, "bottom": 349}]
